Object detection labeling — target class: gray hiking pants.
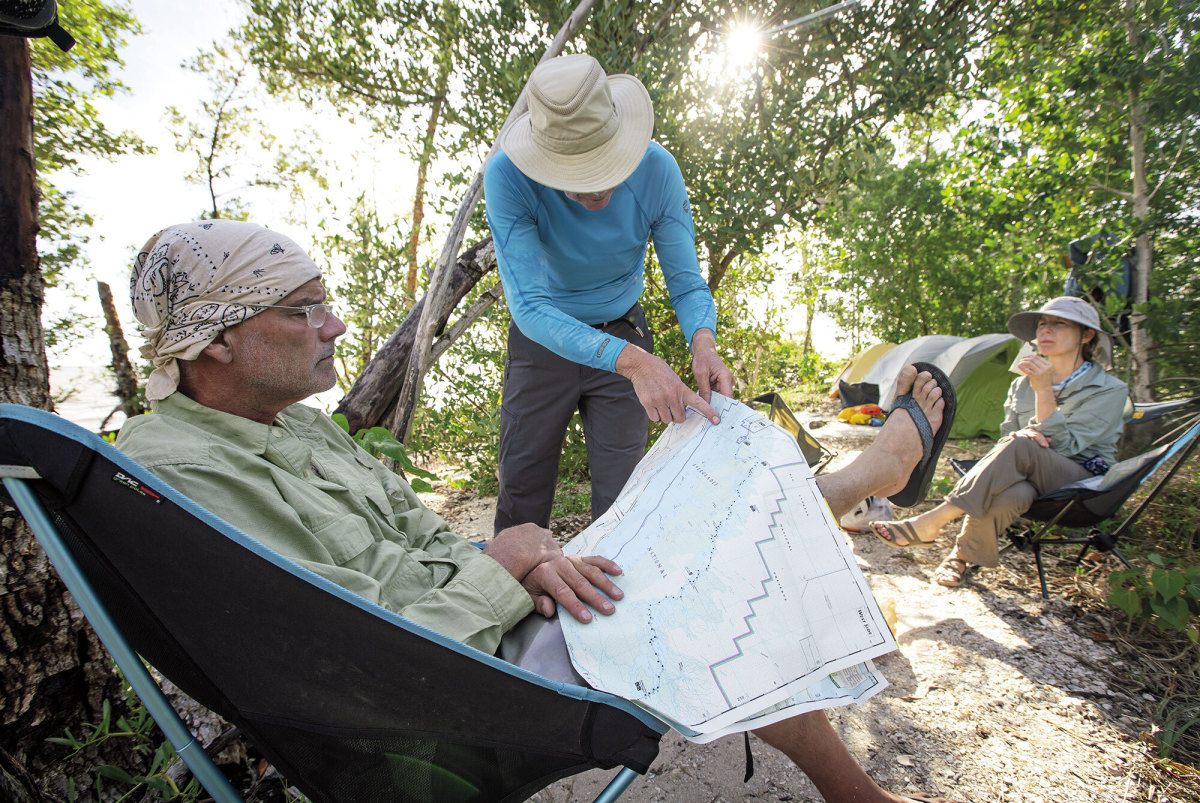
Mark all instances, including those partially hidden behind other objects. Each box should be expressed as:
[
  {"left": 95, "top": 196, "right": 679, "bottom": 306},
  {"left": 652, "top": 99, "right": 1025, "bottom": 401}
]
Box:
[
  {"left": 947, "top": 434, "right": 1093, "bottom": 567},
  {"left": 494, "top": 307, "right": 653, "bottom": 533}
]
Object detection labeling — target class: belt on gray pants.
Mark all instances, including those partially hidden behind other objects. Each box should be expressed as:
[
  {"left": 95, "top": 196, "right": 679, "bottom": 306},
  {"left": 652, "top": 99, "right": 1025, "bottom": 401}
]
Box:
[{"left": 588, "top": 303, "right": 644, "bottom": 337}]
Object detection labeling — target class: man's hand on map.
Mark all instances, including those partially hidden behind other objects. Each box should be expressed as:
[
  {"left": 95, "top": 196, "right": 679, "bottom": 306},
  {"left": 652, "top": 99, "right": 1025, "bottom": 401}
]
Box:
[
  {"left": 483, "top": 523, "right": 562, "bottom": 578},
  {"left": 521, "top": 554, "right": 624, "bottom": 622},
  {"left": 616, "top": 343, "right": 721, "bottom": 425},
  {"left": 483, "top": 523, "right": 623, "bottom": 622},
  {"left": 690, "top": 328, "right": 734, "bottom": 404}
]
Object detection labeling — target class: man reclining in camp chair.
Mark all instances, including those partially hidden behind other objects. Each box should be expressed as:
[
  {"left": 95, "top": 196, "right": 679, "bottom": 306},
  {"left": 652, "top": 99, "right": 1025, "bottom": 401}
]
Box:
[{"left": 117, "top": 220, "right": 952, "bottom": 803}]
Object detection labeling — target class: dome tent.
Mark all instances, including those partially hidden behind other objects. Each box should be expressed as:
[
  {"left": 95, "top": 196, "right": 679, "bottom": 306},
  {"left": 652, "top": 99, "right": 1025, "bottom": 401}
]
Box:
[
  {"left": 836, "top": 334, "right": 1023, "bottom": 440},
  {"left": 826, "top": 342, "right": 898, "bottom": 398}
]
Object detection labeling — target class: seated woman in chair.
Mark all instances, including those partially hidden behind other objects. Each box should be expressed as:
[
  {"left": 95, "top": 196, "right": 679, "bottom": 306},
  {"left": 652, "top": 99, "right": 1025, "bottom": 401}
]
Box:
[{"left": 870, "top": 296, "right": 1129, "bottom": 586}]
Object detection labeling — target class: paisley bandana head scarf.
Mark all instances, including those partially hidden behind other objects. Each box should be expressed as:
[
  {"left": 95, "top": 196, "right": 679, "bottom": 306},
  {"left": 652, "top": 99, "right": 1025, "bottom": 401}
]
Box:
[{"left": 130, "top": 220, "right": 322, "bottom": 401}]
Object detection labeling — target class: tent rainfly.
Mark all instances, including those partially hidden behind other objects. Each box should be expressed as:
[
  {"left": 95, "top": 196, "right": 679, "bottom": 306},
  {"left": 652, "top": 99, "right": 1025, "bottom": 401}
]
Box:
[
  {"left": 827, "top": 342, "right": 898, "bottom": 398},
  {"left": 835, "top": 334, "right": 1023, "bottom": 440}
]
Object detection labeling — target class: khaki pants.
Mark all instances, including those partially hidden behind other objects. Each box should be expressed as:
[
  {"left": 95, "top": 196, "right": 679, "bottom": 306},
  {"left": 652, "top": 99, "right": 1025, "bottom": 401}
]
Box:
[{"left": 946, "top": 435, "right": 1092, "bottom": 567}]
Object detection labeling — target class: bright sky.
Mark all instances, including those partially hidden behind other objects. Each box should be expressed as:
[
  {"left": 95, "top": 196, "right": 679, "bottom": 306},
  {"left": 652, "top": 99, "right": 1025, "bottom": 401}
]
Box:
[{"left": 57, "top": 0, "right": 246, "bottom": 309}]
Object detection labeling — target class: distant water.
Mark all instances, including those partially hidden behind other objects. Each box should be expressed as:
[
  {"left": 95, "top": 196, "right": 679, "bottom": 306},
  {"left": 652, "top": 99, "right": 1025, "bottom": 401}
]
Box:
[
  {"left": 50, "top": 365, "right": 341, "bottom": 434},
  {"left": 51, "top": 365, "right": 127, "bottom": 433}
]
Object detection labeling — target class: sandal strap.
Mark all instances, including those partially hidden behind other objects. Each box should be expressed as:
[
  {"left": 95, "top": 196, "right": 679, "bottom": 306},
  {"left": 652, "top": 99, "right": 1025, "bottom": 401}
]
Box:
[{"left": 890, "top": 392, "right": 934, "bottom": 464}]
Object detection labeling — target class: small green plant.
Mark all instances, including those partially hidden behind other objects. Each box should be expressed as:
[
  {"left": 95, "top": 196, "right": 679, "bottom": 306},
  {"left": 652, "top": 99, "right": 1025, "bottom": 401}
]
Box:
[
  {"left": 331, "top": 414, "right": 438, "bottom": 492},
  {"left": 551, "top": 483, "right": 592, "bottom": 520},
  {"left": 930, "top": 475, "right": 957, "bottom": 497},
  {"left": 1108, "top": 554, "right": 1200, "bottom": 642},
  {"left": 47, "top": 696, "right": 201, "bottom": 801}
]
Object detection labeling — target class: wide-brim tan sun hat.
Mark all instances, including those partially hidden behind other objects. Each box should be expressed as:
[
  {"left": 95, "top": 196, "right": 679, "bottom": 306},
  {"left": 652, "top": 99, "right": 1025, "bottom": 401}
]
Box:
[
  {"left": 1007, "top": 295, "right": 1113, "bottom": 365},
  {"left": 500, "top": 53, "right": 654, "bottom": 193}
]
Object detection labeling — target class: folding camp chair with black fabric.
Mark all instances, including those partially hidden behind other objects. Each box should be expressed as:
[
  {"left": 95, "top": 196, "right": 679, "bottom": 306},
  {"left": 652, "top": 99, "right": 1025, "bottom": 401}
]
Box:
[
  {"left": 0, "top": 404, "right": 666, "bottom": 803},
  {"left": 748, "top": 393, "right": 835, "bottom": 472},
  {"left": 949, "top": 397, "right": 1200, "bottom": 599}
]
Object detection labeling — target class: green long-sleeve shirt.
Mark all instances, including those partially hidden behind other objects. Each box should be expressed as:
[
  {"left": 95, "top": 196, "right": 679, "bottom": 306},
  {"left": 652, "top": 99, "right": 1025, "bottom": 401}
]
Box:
[
  {"left": 116, "top": 393, "right": 533, "bottom": 654},
  {"left": 999, "top": 362, "right": 1129, "bottom": 464}
]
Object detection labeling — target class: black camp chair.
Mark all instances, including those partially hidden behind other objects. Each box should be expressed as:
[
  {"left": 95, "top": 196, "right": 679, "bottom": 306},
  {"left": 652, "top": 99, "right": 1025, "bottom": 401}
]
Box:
[
  {"left": 949, "top": 397, "right": 1200, "bottom": 598},
  {"left": 0, "top": 404, "right": 666, "bottom": 803},
  {"left": 749, "top": 393, "right": 835, "bottom": 472}
]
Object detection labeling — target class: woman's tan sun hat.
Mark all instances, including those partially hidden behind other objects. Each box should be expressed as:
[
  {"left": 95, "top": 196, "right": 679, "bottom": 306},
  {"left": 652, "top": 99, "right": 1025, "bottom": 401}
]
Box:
[
  {"left": 500, "top": 53, "right": 654, "bottom": 193},
  {"left": 1007, "top": 295, "right": 1113, "bottom": 365}
]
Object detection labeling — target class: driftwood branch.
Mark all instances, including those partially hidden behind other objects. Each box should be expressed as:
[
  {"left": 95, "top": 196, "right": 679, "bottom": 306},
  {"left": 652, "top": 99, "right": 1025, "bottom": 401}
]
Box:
[
  {"left": 97, "top": 281, "right": 144, "bottom": 421},
  {"left": 387, "top": 0, "right": 600, "bottom": 441},
  {"left": 334, "top": 238, "right": 496, "bottom": 432},
  {"left": 431, "top": 280, "right": 504, "bottom": 363}
]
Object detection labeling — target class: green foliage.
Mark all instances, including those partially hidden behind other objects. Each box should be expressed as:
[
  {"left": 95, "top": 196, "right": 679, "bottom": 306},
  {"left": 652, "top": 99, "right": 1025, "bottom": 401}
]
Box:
[
  {"left": 30, "top": 0, "right": 149, "bottom": 358},
  {"left": 1109, "top": 554, "right": 1200, "bottom": 642},
  {"left": 566, "top": 0, "right": 1007, "bottom": 284},
  {"left": 47, "top": 695, "right": 200, "bottom": 802},
  {"left": 405, "top": 302, "right": 507, "bottom": 494},
  {"left": 821, "top": 149, "right": 1025, "bottom": 342},
  {"left": 239, "top": 0, "right": 544, "bottom": 220},
  {"left": 167, "top": 42, "right": 327, "bottom": 221},
  {"left": 930, "top": 475, "right": 957, "bottom": 497},
  {"left": 331, "top": 414, "right": 438, "bottom": 492},
  {"left": 551, "top": 481, "right": 592, "bottom": 520},
  {"left": 319, "top": 197, "right": 413, "bottom": 389}
]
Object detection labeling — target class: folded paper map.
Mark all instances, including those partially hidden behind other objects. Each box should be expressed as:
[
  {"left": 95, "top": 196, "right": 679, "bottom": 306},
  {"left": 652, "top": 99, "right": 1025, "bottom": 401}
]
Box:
[{"left": 561, "top": 393, "right": 896, "bottom": 742}]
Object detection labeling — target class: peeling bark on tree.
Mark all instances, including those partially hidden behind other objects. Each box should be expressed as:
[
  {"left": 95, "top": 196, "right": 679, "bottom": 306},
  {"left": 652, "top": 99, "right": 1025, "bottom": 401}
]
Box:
[{"left": 1, "top": 37, "right": 124, "bottom": 795}]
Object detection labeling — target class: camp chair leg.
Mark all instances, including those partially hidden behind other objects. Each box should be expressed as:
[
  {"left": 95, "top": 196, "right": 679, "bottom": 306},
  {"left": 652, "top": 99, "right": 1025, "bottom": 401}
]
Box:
[
  {"left": 1032, "top": 542, "right": 1050, "bottom": 600},
  {"left": 3, "top": 479, "right": 243, "bottom": 803},
  {"left": 1007, "top": 501, "right": 1078, "bottom": 599},
  {"left": 593, "top": 766, "right": 643, "bottom": 803}
]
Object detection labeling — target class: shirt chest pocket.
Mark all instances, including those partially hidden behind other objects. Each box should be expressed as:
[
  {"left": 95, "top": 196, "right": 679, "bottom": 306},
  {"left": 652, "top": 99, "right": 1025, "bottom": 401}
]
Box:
[
  {"left": 1013, "top": 396, "right": 1037, "bottom": 427},
  {"left": 309, "top": 514, "right": 375, "bottom": 566}
]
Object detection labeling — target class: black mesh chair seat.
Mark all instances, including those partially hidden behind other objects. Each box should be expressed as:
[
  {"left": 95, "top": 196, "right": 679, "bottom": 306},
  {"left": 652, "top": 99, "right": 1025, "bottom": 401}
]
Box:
[{"left": 0, "top": 404, "right": 665, "bottom": 802}]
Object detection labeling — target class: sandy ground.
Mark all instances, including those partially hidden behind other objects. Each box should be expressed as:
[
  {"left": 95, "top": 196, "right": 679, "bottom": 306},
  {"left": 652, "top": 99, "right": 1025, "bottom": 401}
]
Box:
[{"left": 419, "top": 412, "right": 1186, "bottom": 803}]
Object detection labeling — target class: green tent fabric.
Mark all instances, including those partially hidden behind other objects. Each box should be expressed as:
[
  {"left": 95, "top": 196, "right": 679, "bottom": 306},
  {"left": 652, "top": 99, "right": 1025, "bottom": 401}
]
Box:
[
  {"left": 950, "top": 339, "right": 1023, "bottom": 439},
  {"left": 849, "top": 334, "right": 1023, "bottom": 440}
]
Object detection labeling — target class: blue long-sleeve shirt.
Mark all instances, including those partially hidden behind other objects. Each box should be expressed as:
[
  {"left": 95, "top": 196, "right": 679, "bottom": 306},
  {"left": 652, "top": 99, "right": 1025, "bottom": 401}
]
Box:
[{"left": 484, "top": 142, "right": 717, "bottom": 373}]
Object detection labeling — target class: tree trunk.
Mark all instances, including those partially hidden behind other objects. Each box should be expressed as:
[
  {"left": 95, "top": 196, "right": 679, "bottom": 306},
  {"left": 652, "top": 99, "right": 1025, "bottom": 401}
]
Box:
[
  {"left": 0, "top": 37, "right": 124, "bottom": 795},
  {"left": 97, "top": 281, "right": 144, "bottom": 422},
  {"left": 1125, "top": 0, "right": 1155, "bottom": 403},
  {"left": 0, "top": 41, "right": 48, "bottom": 410},
  {"left": 405, "top": 39, "right": 452, "bottom": 300},
  {"left": 705, "top": 247, "right": 737, "bottom": 294},
  {"left": 800, "top": 243, "right": 813, "bottom": 356},
  {"left": 389, "top": 0, "right": 600, "bottom": 443},
  {"left": 335, "top": 237, "right": 496, "bottom": 432}
]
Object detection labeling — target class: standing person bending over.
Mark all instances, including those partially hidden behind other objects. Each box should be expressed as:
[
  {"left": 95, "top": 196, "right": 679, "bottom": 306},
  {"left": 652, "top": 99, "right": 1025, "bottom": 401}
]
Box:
[
  {"left": 870, "top": 296, "right": 1129, "bottom": 586},
  {"left": 484, "top": 53, "right": 733, "bottom": 533}
]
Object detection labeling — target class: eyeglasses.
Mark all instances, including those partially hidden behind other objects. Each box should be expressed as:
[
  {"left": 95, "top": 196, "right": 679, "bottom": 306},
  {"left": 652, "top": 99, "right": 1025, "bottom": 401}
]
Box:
[{"left": 242, "top": 302, "right": 334, "bottom": 328}]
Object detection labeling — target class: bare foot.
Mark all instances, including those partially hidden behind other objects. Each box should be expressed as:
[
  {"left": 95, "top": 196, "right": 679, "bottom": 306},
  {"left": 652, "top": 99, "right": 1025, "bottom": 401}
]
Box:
[{"left": 868, "top": 365, "right": 945, "bottom": 499}]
